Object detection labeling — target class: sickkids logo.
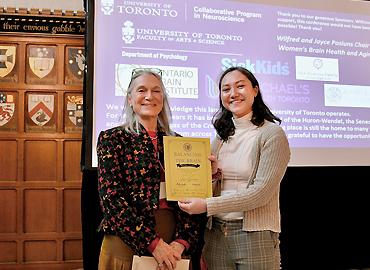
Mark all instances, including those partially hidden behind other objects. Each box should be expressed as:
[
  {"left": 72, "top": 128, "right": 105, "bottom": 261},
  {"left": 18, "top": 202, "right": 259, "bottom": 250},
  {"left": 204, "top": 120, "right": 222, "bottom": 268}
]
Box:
[{"left": 221, "top": 57, "right": 290, "bottom": 76}]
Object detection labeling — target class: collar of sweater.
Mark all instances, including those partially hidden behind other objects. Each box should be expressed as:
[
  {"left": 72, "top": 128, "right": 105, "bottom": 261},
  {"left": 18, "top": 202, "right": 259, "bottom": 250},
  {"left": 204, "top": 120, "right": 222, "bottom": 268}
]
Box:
[{"left": 232, "top": 111, "right": 255, "bottom": 129}]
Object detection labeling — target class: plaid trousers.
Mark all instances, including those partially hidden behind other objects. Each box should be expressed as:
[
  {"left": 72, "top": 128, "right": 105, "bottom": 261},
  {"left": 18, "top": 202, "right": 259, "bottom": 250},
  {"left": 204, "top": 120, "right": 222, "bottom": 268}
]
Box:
[{"left": 203, "top": 218, "right": 280, "bottom": 270}]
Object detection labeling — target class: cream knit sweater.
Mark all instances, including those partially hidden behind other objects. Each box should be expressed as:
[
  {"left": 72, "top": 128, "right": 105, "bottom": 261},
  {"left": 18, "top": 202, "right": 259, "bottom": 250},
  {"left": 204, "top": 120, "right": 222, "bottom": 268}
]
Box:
[{"left": 206, "top": 121, "right": 290, "bottom": 232}]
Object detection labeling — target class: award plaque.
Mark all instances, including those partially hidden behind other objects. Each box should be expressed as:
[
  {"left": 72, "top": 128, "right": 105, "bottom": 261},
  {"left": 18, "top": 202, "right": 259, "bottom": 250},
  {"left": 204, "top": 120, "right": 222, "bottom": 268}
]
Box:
[{"left": 163, "top": 136, "right": 212, "bottom": 201}]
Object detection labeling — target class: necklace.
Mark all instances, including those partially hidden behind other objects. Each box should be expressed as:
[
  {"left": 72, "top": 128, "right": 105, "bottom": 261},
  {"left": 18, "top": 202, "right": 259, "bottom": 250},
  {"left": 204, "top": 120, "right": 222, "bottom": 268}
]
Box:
[
  {"left": 147, "top": 130, "right": 158, "bottom": 141},
  {"left": 149, "top": 135, "right": 158, "bottom": 140}
]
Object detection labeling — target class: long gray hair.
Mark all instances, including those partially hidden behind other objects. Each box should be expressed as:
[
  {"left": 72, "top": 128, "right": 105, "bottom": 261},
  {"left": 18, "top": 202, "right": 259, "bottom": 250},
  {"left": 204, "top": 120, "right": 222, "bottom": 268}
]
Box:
[{"left": 122, "top": 70, "right": 173, "bottom": 135}]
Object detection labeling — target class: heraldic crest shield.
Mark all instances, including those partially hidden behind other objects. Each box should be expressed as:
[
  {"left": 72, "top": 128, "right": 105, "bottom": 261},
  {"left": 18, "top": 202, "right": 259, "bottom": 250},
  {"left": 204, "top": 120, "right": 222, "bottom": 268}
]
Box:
[
  {"left": 66, "top": 95, "right": 83, "bottom": 127},
  {"left": 67, "top": 48, "right": 85, "bottom": 80},
  {"left": 28, "top": 94, "right": 54, "bottom": 126},
  {"left": 0, "top": 45, "right": 16, "bottom": 78},
  {"left": 28, "top": 47, "right": 55, "bottom": 78},
  {"left": 0, "top": 92, "right": 15, "bottom": 126}
]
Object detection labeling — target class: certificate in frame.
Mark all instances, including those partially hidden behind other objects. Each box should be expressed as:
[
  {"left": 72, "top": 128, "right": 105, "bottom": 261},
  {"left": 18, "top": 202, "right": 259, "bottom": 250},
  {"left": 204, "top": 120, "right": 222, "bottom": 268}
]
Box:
[{"left": 163, "top": 136, "right": 212, "bottom": 201}]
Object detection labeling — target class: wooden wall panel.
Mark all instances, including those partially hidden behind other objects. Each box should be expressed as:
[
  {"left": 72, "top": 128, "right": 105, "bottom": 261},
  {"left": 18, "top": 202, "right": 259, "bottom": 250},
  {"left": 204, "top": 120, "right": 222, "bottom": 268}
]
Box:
[
  {"left": 24, "top": 189, "right": 57, "bottom": 233},
  {"left": 0, "top": 241, "right": 17, "bottom": 263},
  {"left": 0, "top": 14, "right": 84, "bottom": 269},
  {"left": 24, "top": 240, "right": 57, "bottom": 262},
  {"left": 63, "top": 140, "right": 82, "bottom": 181},
  {"left": 24, "top": 140, "right": 57, "bottom": 181},
  {"left": 0, "top": 140, "right": 17, "bottom": 181},
  {"left": 63, "top": 239, "right": 82, "bottom": 261},
  {"left": 63, "top": 189, "right": 81, "bottom": 232},
  {"left": 0, "top": 189, "right": 17, "bottom": 233}
]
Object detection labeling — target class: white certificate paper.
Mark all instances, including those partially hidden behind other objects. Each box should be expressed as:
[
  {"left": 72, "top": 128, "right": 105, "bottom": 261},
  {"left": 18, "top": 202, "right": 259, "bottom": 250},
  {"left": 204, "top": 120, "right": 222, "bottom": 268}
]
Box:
[{"left": 131, "top": 255, "right": 190, "bottom": 270}]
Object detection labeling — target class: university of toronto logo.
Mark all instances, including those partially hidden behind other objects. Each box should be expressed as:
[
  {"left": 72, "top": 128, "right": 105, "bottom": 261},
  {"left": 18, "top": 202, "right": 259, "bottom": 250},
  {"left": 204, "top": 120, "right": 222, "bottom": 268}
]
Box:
[
  {"left": 101, "top": 0, "right": 114, "bottom": 15},
  {"left": 122, "top": 21, "right": 135, "bottom": 44}
]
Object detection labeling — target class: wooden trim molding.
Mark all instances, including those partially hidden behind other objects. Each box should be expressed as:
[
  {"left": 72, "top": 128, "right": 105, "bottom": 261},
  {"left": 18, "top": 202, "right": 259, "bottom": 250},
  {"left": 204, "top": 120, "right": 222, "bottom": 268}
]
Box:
[{"left": 0, "top": 9, "right": 85, "bottom": 36}]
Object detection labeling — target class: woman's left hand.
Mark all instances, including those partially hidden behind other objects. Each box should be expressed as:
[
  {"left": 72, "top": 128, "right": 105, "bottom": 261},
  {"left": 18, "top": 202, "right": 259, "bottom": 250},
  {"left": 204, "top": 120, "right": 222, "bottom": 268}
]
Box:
[
  {"left": 178, "top": 198, "right": 207, "bottom": 215},
  {"left": 169, "top": 241, "right": 185, "bottom": 258}
]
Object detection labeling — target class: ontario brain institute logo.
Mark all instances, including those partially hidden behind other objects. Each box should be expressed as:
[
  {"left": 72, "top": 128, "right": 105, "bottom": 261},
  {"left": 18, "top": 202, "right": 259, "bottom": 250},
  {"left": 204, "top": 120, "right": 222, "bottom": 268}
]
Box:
[{"left": 122, "top": 21, "right": 135, "bottom": 44}]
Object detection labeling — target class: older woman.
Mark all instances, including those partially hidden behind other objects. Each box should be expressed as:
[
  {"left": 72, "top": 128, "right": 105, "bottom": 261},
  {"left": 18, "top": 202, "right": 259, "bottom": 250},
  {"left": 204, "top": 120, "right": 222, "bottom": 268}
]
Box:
[{"left": 97, "top": 68, "right": 203, "bottom": 270}]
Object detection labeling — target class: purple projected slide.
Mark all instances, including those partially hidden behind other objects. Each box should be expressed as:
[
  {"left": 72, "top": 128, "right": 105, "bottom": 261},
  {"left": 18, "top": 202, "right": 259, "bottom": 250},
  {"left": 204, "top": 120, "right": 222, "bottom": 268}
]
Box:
[{"left": 92, "top": 0, "right": 370, "bottom": 167}]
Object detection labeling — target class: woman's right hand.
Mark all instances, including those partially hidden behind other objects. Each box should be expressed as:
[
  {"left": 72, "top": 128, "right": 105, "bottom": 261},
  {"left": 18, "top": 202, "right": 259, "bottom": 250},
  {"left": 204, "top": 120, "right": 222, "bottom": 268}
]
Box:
[
  {"left": 209, "top": 154, "right": 218, "bottom": 175},
  {"left": 152, "top": 238, "right": 179, "bottom": 270}
]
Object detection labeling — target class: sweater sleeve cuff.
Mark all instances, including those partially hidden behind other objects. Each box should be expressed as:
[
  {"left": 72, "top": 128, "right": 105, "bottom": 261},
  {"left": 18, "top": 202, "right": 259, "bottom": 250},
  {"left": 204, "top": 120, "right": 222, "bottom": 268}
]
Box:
[
  {"left": 147, "top": 237, "right": 160, "bottom": 254},
  {"left": 174, "top": 239, "right": 190, "bottom": 250},
  {"left": 206, "top": 197, "right": 220, "bottom": 217}
]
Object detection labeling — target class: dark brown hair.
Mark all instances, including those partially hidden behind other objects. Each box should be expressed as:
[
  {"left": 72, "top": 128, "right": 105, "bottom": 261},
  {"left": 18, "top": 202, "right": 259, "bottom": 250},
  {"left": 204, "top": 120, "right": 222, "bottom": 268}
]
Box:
[{"left": 212, "top": 66, "right": 281, "bottom": 141}]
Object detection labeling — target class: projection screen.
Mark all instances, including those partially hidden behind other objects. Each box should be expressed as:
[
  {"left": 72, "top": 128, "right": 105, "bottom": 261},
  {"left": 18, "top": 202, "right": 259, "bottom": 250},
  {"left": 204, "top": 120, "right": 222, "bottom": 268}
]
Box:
[{"left": 83, "top": 0, "right": 370, "bottom": 169}]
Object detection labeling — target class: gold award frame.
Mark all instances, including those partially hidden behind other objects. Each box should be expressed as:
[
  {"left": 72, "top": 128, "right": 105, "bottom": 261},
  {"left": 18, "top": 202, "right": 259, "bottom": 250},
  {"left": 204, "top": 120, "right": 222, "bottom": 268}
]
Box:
[{"left": 164, "top": 136, "right": 212, "bottom": 201}]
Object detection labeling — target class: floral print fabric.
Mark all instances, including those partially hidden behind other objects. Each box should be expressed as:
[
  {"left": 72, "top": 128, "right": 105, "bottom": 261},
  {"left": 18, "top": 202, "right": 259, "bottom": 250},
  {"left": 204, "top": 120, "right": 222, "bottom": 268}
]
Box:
[{"left": 97, "top": 126, "right": 203, "bottom": 255}]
